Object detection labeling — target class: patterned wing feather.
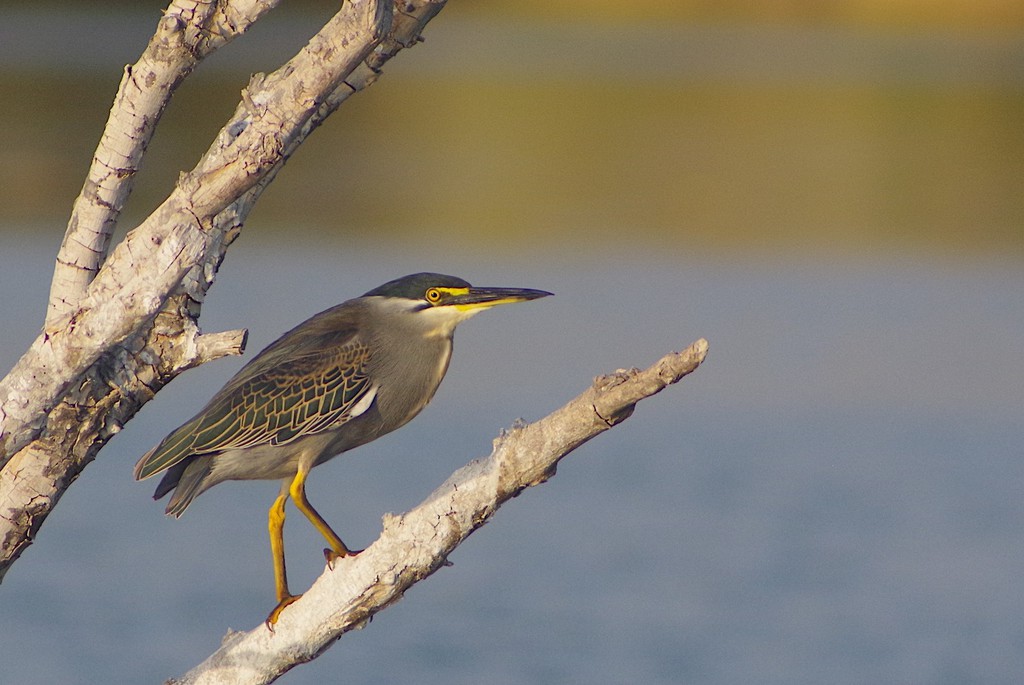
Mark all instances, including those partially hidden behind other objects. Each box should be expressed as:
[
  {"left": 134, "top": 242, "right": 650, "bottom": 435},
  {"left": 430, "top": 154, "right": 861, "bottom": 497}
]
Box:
[{"left": 135, "top": 337, "right": 373, "bottom": 480}]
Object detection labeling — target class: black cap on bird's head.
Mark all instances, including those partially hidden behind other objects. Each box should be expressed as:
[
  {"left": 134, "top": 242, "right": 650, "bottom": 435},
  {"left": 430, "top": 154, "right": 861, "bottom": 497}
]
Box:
[
  {"left": 364, "top": 273, "right": 552, "bottom": 312},
  {"left": 364, "top": 273, "right": 471, "bottom": 299}
]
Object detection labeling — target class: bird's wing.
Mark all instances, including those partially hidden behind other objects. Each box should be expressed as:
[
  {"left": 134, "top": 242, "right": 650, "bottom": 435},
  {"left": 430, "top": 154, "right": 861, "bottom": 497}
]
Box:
[{"left": 134, "top": 337, "right": 374, "bottom": 480}]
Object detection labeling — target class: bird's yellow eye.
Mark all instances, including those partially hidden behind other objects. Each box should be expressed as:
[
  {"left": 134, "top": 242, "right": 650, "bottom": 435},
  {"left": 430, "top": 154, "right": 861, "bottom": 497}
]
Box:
[{"left": 425, "top": 288, "right": 442, "bottom": 304}]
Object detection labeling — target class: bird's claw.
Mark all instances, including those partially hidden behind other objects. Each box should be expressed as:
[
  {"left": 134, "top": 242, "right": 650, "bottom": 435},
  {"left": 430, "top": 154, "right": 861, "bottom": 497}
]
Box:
[
  {"left": 265, "top": 594, "right": 302, "bottom": 630},
  {"left": 324, "top": 547, "right": 363, "bottom": 570}
]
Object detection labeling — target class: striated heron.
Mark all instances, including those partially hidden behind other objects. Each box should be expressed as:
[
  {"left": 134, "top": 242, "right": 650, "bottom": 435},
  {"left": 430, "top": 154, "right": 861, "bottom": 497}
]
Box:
[{"left": 134, "top": 273, "right": 551, "bottom": 625}]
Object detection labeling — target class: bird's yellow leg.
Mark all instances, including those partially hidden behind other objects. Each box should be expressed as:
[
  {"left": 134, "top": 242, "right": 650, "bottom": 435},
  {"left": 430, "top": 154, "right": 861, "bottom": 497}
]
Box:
[
  {"left": 265, "top": 486, "right": 300, "bottom": 628},
  {"left": 289, "top": 464, "right": 362, "bottom": 567}
]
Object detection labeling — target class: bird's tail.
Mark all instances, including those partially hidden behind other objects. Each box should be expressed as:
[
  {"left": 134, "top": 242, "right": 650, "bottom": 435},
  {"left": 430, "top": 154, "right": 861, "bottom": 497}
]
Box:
[{"left": 157, "top": 456, "right": 213, "bottom": 518}]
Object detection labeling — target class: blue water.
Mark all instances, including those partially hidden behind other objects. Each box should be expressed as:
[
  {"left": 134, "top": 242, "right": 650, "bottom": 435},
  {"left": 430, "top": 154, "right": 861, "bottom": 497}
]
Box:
[{"left": 1, "top": 236, "right": 1022, "bottom": 684}]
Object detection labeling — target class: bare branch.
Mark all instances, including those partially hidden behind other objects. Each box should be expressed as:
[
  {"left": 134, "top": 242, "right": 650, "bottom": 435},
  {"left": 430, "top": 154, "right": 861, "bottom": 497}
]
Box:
[
  {"left": 172, "top": 340, "right": 709, "bottom": 685},
  {"left": 215, "top": 0, "right": 449, "bottom": 228},
  {"left": 46, "top": 0, "right": 282, "bottom": 328}
]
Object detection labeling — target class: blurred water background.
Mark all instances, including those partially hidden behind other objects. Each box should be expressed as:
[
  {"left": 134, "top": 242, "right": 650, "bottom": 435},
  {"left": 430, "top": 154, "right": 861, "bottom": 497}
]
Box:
[{"left": 1, "top": 2, "right": 1022, "bottom": 683}]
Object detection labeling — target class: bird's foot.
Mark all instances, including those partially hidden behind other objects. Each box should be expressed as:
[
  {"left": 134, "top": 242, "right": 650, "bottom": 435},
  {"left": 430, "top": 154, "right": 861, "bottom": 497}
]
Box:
[
  {"left": 265, "top": 594, "right": 302, "bottom": 630},
  {"left": 324, "top": 547, "right": 363, "bottom": 570}
]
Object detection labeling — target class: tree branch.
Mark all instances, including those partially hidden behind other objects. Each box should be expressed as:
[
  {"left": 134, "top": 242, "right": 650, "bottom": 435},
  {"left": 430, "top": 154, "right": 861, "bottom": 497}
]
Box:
[
  {"left": 0, "top": 0, "right": 445, "bottom": 582},
  {"left": 46, "top": 0, "right": 282, "bottom": 329},
  {"left": 171, "top": 339, "right": 709, "bottom": 685}
]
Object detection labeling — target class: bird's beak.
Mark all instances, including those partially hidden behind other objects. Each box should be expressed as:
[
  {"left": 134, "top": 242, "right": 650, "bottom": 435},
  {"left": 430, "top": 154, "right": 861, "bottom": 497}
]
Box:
[{"left": 446, "top": 286, "right": 553, "bottom": 311}]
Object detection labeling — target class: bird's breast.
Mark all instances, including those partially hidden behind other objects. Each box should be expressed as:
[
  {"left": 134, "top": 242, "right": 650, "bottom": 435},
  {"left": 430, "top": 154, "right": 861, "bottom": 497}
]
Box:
[{"left": 368, "top": 331, "right": 453, "bottom": 434}]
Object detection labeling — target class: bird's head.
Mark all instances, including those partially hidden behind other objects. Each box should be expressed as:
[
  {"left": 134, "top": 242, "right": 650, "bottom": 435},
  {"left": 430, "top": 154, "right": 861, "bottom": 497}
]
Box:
[{"left": 363, "top": 272, "right": 552, "bottom": 335}]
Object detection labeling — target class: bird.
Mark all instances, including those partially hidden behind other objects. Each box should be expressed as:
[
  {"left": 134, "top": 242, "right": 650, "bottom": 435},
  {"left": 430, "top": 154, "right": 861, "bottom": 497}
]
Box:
[{"left": 134, "top": 272, "right": 551, "bottom": 626}]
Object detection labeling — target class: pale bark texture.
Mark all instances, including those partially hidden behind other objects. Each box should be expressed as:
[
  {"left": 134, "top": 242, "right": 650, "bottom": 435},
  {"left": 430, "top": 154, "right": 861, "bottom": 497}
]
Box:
[
  {"left": 0, "top": 0, "right": 445, "bottom": 581},
  {"left": 46, "top": 0, "right": 283, "bottom": 329},
  {"left": 172, "top": 339, "right": 708, "bottom": 685}
]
